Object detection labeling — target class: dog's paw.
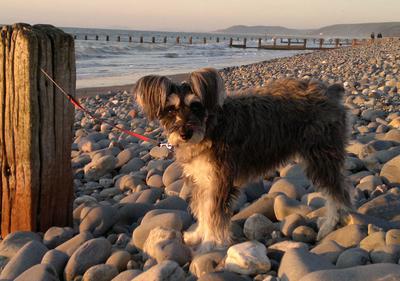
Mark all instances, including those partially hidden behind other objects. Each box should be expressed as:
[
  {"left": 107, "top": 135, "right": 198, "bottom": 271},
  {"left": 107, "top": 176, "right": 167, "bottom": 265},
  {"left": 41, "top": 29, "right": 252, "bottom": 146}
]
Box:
[{"left": 183, "top": 230, "right": 202, "bottom": 246}]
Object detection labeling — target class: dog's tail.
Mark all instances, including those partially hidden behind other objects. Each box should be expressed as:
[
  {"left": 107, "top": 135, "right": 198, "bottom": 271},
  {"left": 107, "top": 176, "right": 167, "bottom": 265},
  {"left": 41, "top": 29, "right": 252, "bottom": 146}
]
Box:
[{"left": 326, "top": 84, "right": 345, "bottom": 101}]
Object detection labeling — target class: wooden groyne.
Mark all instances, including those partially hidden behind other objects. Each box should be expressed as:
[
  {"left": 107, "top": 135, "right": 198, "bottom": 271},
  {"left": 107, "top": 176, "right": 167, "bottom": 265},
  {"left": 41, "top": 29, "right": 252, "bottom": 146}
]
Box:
[{"left": 71, "top": 33, "right": 396, "bottom": 50}]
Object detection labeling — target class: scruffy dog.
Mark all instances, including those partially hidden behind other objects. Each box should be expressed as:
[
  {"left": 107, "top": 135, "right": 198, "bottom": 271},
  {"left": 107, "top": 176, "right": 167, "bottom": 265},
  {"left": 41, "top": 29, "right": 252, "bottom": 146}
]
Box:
[{"left": 134, "top": 68, "right": 352, "bottom": 253}]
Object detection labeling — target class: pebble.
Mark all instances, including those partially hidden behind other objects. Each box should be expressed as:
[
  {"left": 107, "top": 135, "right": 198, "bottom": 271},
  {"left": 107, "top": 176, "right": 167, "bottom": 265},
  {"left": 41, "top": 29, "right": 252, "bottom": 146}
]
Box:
[
  {"left": 56, "top": 231, "right": 93, "bottom": 257},
  {"left": 84, "top": 155, "right": 117, "bottom": 180},
  {"left": 198, "top": 271, "right": 250, "bottom": 281},
  {"left": 82, "top": 264, "right": 118, "bottom": 281},
  {"left": 269, "top": 178, "right": 307, "bottom": 200},
  {"left": 111, "top": 270, "right": 143, "bottom": 281},
  {"left": 380, "top": 154, "right": 400, "bottom": 184},
  {"left": 131, "top": 260, "right": 185, "bottom": 281},
  {"left": 0, "top": 240, "right": 48, "bottom": 280},
  {"left": 64, "top": 238, "right": 112, "bottom": 281},
  {"left": 359, "top": 231, "right": 386, "bottom": 251},
  {"left": 79, "top": 204, "right": 119, "bottom": 237},
  {"left": 273, "top": 194, "right": 312, "bottom": 221},
  {"left": 292, "top": 225, "right": 317, "bottom": 243},
  {"left": 310, "top": 240, "right": 344, "bottom": 264},
  {"left": 189, "top": 250, "right": 226, "bottom": 278},
  {"left": 335, "top": 247, "right": 370, "bottom": 268},
  {"left": 105, "top": 250, "right": 131, "bottom": 272},
  {"left": 41, "top": 249, "right": 69, "bottom": 278},
  {"left": 232, "top": 194, "right": 276, "bottom": 223},
  {"left": 14, "top": 264, "right": 59, "bottom": 281},
  {"left": 162, "top": 162, "right": 183, "bottom": 186},
  {"left": 225, "top": 241, "right": 271, "bottom": 275},
  {"left": 43, "top": 226, "right": 75, "bottom": 249},
  {"left": 243, "top": 213, "right": 275, "bottom": 240},
  {"left": 358, "top": 192, "right": 400, "bottom": 220},
  {"left": 0, "top": 231, "right": 42, "bottom": 259},
  {"left": 321, "top": 224, "right": 367, "bottom": 248},
  {"left": 281, "top": 213, "right": 307, "bottom": 237}
]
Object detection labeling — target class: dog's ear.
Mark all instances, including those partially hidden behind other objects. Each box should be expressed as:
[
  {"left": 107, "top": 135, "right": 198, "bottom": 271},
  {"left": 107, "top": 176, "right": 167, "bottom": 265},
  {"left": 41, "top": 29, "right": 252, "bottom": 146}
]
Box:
[
  {"left": 133, "top": 75, "right": 172, "bottom": 120},
  {"left": 189, "top": 68, "right": 226, "bottom": 110}
]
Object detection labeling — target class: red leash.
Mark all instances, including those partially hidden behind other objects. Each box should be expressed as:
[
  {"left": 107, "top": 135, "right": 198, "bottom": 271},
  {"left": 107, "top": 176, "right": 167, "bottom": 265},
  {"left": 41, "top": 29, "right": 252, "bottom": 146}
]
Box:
[{"left": 40, "top": 68, "right": 163, "bottom": 147}]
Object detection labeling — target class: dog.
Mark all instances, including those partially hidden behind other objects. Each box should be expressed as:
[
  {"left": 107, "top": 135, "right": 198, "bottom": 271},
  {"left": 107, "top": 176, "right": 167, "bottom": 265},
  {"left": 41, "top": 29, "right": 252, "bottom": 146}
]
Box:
[{"left": 134, "top": 68, "right": 352, "bottom": 253}]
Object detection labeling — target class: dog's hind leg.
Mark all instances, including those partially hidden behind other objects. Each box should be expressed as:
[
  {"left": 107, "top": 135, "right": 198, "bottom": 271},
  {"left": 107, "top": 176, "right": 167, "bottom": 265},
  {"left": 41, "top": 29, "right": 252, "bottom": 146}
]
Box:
[{"left": 302, "top": 147, "right": 353, "bottom": 241}]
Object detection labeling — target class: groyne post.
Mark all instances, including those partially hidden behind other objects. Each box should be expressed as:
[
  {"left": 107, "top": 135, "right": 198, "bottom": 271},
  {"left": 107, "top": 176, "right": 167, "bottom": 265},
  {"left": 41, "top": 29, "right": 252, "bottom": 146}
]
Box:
[
  {"left": 176, "top": 36, "right": 180, "bottom": 44},
  {"left": 140, "top": 36, "right": 143, "bottom": 43},
  {"left": 95, "top": 35, "right": 99, "bottom": 41},
  {"left": 288, "top": 38, "right": 291, "bottom": 47},
  {"left": 163, "top": 36, "right": 167, "bottom": 43},
  {"left": 203, "top": 37, "right": 207, "bottom": 44},
  {"left": 152, "top": 36, "right": 155, "bottom": 43},
  {"left": 216, "top": 37, "right": 220, "bottom": 43},
  {"left": 243, "top": 38, "right": 247, "bottom": 47},
  {"left": 129, "top": 36, "right": 132, "bottom": 42},
  {"left": 229, "top": 38, "right": 233, "bottom": 47},
  {"left": 319, "top": 38, "right": 324, "bottom": 49},
  {"left": 335, "top": 38, "right": 340, "bottom": 48},
  {"left": 189, "top": 36, "right": 192, "bottom": 44},
  {"left": 117, "top": 36, "right": 121, "bottom": 42},
  {"left": 106, "top": 35, "right": 109, "bottom": 41},
  {"left": 303, "top": 39, "right": 307, "bottom": 48},
  {"left": 84, "top": 35, "right": 88, "bottom": 40},
  {"left": 258, "top": 38, "right": 262, "bottom": 48},
  {"left": 0, "top": 24, "right": 75, "bottom": 236}
]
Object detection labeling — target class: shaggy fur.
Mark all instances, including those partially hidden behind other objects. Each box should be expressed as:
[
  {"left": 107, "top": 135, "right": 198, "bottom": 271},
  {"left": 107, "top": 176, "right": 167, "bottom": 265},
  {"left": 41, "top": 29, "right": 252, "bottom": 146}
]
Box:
[{"left": 134, "top": 68, "right": 352, "bottom": 253}]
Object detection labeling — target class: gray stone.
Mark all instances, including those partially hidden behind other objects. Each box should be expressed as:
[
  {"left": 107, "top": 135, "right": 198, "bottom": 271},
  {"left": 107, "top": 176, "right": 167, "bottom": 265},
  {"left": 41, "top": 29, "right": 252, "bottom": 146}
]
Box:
[
  {"left": 162, "top": 162, "right": 183, "bottom": 187},
  {"left": 278, "top": 247, "right": 334, "bottom": 281},
  {"left": 106, "top": 250, "right": 131, "bottom": 272},
  {"left": 131, "top": 260, "right": 185, "bottom": 281},
  {"left": 0, "top": 231, "right": 42, "bottom": 259},
  {"left": 269, "top": 178, "right": 306, "bottom": 200},
  {"left": 116, "top": 202, "right": 154, "bottom": 225},
  {"left": 345, "top": 157, "right": 365, "bottom": 172},
  {"left": 82, "top": 264, "right": 118, "bottom": 281},
  {"left": 370, "top": 245, "right": 400, "bottom": 263},
  {"left": 0, "top": 240, "right": 48, "bottom": 280},
  {"left": 14, "top": 264, "right": 58, "bottom": 281},
  {"left": 56, "top": 231, "right": 93, "bottom": 257},
  {"left": 43, "top": 227, "right": 75, "bottom": 249},
  {"left": 154, "top": 196, "right": 188, "bottom": 211},
  {"left": 310, "top": 240, "right": 344, "bottom": 264},
  {"left": 189, "top": 251, "right": 226, "bottom": 278},
  {"left": 292, "top": 226, "right": 317, "bottom": 243},
  {"left": 243, "top": 213, "right": 274, "bottom": 240},
  {"left": 64, "top": 238, "right": 112, "bottom": 281},
  {"left": 358, "top": 192, "right": 400, "bottom": 221},
  {"left": 274, "top": 194, "right": 312, "bottom": 221},
  {"left": 243, "top": 180, "right": 267, "bottom": 202},
  {"left": 116, "top": 146, "right": 140, "bottom": 168},
  {"left": 116, "top": 174, "right": 144, "bottom": 192},
  {"left": 380, "top": 155, "right": 400, "bottom": 185},
  {"left": 281, "top": 213, "right": 307, "bottom": 237},
  {"left": 135, "top": 188, "right": 162, "bottom": 204},
  {"left": 359, "top": 231, "right": 386, "bottom": 251},
  {"left": 79, "top": 205, "right": 119, "bottom": 237},
  {"left": 149, "top": 146, "right": 169, "bottom": 159},
  {"left": 322, "top": 224, "right": 367, "bottom": 248},
  {"left": 41, "top": 249, "right": 69, "bottom": 278},
  {"left": 147, "top": 174, "right": 163, "bottom": 188},
  {"left": 386, "top": 229, "right": 400, "bottom": 245},
  {"left": 120, "top": 158, "right": 145, "bottom": 174},
  {"left": 84, "top": 155, "right": 117, "bottom": 181},
  {"left": 301, "top": 192, "right": 326, "bottom": 209},
  {"left": 225, "top": 241, "right": 271, "bottom": 275},
  {"left": 111, "top": 270, "right": 142, "bottom": 281},
  {"left": 198, "top": 271, "right": 250, "bottom": 281},
  {"left": 336, "top": 247, "right": 369, "bottom": 268},
  {"left": 164, "top": 179, "right": 184, "bottom": 197},
  {"left": 299, "top": 263, "right": 400, "bottom": 281},
  {"left": 232, "top": 194, "right": 276, "bottom": 223}
]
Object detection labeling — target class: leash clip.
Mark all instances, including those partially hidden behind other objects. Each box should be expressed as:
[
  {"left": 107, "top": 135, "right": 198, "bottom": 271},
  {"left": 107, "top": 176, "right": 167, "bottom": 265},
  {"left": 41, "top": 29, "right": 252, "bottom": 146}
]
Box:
[{"left": 159, "top": 142, "right": 173, "bottom": 150}]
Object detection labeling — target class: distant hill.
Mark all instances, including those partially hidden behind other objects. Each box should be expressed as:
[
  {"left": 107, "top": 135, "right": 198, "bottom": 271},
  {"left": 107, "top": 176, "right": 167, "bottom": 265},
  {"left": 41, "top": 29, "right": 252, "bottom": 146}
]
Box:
[{"left": 215, "top": 22, "right": 400, "bottom": 38}]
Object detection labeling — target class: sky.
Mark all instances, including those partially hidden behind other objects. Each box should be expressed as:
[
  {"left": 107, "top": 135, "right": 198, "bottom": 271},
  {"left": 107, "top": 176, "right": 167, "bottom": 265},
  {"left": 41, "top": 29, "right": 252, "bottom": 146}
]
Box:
[{"left": 1, "top": 0, "right": 399, "bottom": 32}]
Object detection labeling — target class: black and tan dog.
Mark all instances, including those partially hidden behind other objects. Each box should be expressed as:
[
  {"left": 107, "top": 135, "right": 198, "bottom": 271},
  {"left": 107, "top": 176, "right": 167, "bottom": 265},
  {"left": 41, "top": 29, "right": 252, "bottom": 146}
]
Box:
[{"left": 134, "top": 68, "right": 352, "bottom": 253}]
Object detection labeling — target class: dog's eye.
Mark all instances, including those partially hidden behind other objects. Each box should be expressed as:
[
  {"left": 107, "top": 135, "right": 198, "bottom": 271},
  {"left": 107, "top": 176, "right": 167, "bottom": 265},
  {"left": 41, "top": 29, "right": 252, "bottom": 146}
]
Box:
[
  {"left": 165, "top": 106, "right": 176, "bottom": 115},
  {"left": 190, "top": 102, "right": 204, "bottom": 115}
]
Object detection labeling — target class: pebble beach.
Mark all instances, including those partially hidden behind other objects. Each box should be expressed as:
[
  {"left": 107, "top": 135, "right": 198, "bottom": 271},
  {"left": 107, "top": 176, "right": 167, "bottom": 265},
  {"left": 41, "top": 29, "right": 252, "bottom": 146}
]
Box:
[{"left": 1, "top": 40, "right": 400, "bottom": 281}]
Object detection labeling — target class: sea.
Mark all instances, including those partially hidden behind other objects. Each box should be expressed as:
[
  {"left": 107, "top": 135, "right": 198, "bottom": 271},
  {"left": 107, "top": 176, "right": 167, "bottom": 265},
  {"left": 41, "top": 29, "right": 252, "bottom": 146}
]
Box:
[{"left": 62, "top": 27, "right": 309, "bottom": 89}]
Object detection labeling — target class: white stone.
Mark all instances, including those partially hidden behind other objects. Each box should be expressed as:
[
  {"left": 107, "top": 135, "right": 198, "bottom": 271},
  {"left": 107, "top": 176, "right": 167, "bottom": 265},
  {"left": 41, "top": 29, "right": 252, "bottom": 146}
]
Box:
[{"left": 225, "top": 240, "right": 271, "bottom": 275}]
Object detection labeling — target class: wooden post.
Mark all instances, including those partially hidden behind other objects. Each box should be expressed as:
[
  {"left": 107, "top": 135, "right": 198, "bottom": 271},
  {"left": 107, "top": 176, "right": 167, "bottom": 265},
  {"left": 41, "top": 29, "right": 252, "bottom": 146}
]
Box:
[
  {"left": 189, "top": 36, "right": 192, "bottom": 44},
  {"left": 258, "top": 38, "right": 262, "bottom": 48},
  {"left": 117, "top": 36, "right": 120, "bottom": 42},
  {"left": 216, "top": 37, "right": 219, "bottom": 43},
  {"left": 73, "top": 35, "right": 77, "bottom": 40},
  {"left": 140, "top": 36, "right": 143, "bottom": 43},
  {"left": 288, "top": 38, "right": 291, "bottom": 46},
  {"left": 243, "top": 38, "right": 247, "bottom": 48},
  {"left": 129, "top": 36, "right": 132, "bottom": 42},
  {"left": 229, "top": 38, "right": 233, "bottom": 47},
  {"left": 152, "top": 36, "right": 155, "bottom": 43},
  {"left": 303, "top": 39, "right": 307, "bottom": 48},
  {"left": 176, "top": 36, "right": 180, "bottom": 44},
  {"left": 163, "top": 36, "right": 167, "bottom": 43},
  {"left": 0, "top": 23, "right": 75, "bottom": 236},
  {"left": 106, "top": 35, "right": 109, "bottom": 41},
  {"left": 335, "top": 38, "right": 340, "bottom": 48},
  {"left": 84, "top": 35, "right": 88, "bottom": 40},
  {"left": 203, "top": 37, "right": 206, "bottom": 44},
  {"left": 273, "top": 38, "right": 277, "bottom": 47},
  {"left": 95, "top": 35, "right": 99, "bottom": 41},
  {"left": 319, "top": 38, "right": 324, "bottom": 48}
]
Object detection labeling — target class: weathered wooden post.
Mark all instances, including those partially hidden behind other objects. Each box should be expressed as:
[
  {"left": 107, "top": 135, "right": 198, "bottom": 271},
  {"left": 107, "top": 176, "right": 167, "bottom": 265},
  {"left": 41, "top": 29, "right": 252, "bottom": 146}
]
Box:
[
  {"left": 319, "top": 38, "right": 324, "bottom": 49},
  {"left": 189, "top": 36, "right": 192, "bottom": 44},
  {"left": 73, "top": 35, "right": 77, "bottom": 40},
  {"left": 95, "top": 35, "right": 99, "bottom": 41},
  {"left": 129, "top": 36, "right": 132, "bottom": 42},
  {"left": 288, "top": 38, "right": 291, "bottom": 47},
  {"left": 176, "top": 36, "right": 180, "bottom": 44},
  {"left": 303, "top": 39, "right": 307, "bottom": 49},
  {"left": 117, "top": 36, "right": 121, "bottom": 42},
  {"left": 106, "top": 35, "right": 109, "bottom": 41},
  {"left": 84, "top": 35, "right": 88, "bottom": 40},
  {"left": 335, "top": 38, "right": 340, "bottom": 48},
  {"left": 243, "top": 38, "right": 247, "bottom": 48},
  {"left": 0, "top": 23, "right": 75, "bottom": 236},
  {"left": 216, "top": 37, "right": 219, "bottom": 43},
  {"left": 152, "top": 36, "right": 155, "bottom": 43},
  {"left": 140, "top": 36, "right": 143, "bottom": 43},
  {"left": 273, "top": 38, "right": 277, "bottom": 47},
  {"left": 229, "top": 38, "right": 233, "bottom": 47},
  {"left": 163, "top": 36, "right": 167, "bottom": 43},
  {"left": 203, "top": 37, "right": 206, "bottom": 44},
  {"left": 258, "top": 38, "right": 262, "bottom": 48}
]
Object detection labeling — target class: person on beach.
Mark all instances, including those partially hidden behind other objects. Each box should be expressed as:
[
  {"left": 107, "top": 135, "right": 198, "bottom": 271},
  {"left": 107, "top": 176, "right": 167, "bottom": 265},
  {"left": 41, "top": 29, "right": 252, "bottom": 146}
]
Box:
[
  {"left": 377, "top": 32, "right": 383, "bottom": 38},
  {"left": 370, "top": 32, "right": 375, "bottom": 40}
]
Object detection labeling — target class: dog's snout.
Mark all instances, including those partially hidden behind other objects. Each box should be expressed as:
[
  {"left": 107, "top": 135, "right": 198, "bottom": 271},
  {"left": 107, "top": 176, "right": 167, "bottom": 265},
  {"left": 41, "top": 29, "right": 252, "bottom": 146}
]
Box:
[{"left": 179, "top": 127, "right": 194, "bottom": 140}]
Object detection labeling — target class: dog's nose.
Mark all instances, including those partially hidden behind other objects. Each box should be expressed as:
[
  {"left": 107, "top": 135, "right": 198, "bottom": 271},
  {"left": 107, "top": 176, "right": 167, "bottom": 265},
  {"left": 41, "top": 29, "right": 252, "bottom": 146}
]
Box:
[{"left": 180, "top": 127, "right": 193, "bottom": 140}]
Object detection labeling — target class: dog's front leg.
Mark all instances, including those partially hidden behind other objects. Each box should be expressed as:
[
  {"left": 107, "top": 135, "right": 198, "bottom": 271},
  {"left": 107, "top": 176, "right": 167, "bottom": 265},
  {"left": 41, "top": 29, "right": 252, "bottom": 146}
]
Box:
[{"left": 184, "top": 169, "right": 235, "bottom": 254}]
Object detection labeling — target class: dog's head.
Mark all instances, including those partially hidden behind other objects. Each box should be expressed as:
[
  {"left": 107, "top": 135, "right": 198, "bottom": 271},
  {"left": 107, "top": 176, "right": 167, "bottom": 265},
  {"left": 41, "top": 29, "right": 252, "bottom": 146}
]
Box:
[{"left": 134, "top": 68, "right": 225, "bottom": 145}]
